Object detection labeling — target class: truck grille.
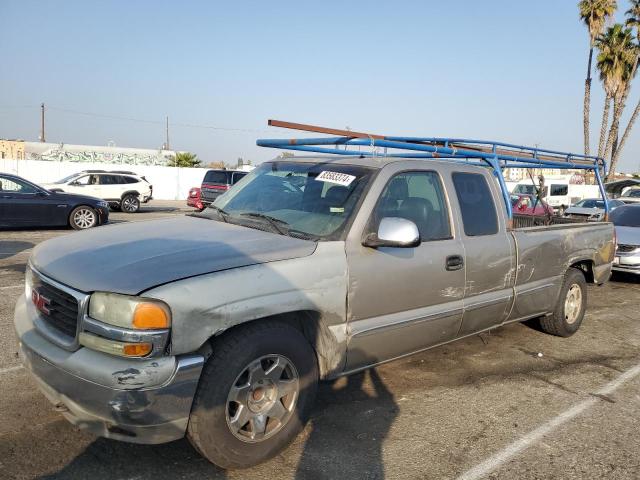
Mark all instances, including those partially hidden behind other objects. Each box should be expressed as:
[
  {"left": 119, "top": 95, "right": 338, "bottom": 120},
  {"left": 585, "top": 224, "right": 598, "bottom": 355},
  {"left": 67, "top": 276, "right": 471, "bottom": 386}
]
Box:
[
  {"left": 32, "top": 276, "right": 80, "bottom": 339},
  {"left": 617, "top": 244, "right": 638, "bottom": 253}
]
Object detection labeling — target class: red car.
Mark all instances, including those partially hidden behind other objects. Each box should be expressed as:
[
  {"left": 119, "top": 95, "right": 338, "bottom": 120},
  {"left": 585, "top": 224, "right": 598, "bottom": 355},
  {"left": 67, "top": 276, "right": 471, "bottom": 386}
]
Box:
[
  {"left": 511, "top": 194, "right": 552, "bottom": 216},
  {"left": 187, "top": 187, "right": 204, "bottom": 211}
]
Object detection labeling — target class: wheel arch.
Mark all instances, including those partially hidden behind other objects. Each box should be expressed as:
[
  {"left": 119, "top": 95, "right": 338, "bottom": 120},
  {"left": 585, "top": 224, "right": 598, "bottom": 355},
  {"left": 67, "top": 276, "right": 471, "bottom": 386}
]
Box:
[
  {"left": 120, "top": 190, "right": 140, "bottom": 199},
  {"left": 568, "top": 259, "right": 595, "bottom": 283},
  {"left": 198, "top": 309, "right": 345, "bottom": 380}
]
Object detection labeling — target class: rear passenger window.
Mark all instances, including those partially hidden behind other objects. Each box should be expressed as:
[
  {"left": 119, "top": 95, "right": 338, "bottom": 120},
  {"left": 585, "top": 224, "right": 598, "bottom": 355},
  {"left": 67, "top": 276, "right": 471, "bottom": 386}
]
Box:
[
  {"left": 452, "top": 172, "right": 498, "bottom": 236},
  {"left": 232, "top": 172, "right": 247, "bottom": 184},
  {"left": 98, "top": 175, "right": 119, "bottom": 185},
  {"left": 122, "top": 176, "right": 138, "bottom": 184},
  {"left": 375, "top": 171, "right": 451, "bottom": 241},
  {"left": 203, "top": 171, "right": 228, "bottom": 184},
  {"left": 550, "top": 184, "right": 568, "bottom": 196}
]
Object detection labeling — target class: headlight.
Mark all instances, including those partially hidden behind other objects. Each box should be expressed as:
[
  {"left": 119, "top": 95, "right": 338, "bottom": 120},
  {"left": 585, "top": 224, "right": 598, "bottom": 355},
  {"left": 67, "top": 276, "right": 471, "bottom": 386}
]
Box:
[
  {"left": 89, "top": 292, "right": 171, "bottom": 330},
  {"left": 82, "top": 292, "right": 171, "bottom": 357},
  {"left": 97, "top": 200, "right": 109, "bottom": 208}
]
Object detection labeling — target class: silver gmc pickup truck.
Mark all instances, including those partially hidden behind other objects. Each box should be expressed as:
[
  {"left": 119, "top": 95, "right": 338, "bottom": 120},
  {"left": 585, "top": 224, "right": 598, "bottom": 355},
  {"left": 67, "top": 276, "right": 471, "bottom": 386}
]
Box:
[{"left": 14, "top": 156, "right": 615, "bottom": 468}]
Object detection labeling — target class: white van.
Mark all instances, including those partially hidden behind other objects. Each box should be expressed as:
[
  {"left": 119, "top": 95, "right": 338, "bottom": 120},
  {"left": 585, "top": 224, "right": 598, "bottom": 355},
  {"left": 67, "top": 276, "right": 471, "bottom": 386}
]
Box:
[{"left": 512, "top": 178, "right": 600, "bottom": 212}]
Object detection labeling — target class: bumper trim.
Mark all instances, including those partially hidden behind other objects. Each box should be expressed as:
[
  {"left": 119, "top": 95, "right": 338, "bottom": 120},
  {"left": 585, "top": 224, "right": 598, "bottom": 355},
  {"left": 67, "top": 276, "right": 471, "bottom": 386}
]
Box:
[{"left": 21, "top": 340, "right": 204, "bottom": 444}]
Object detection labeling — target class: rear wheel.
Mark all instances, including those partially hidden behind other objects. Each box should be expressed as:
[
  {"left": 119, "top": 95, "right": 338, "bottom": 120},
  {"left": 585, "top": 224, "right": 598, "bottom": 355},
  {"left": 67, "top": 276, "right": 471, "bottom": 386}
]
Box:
[
  {"left": 188, "top": 321, "right": 318, "bottom": 469},
  {"left": 539, "top": 267, "right": 587, "bottom": 337},
  {"left": 120, "top": 194, "right": 140, "bottom": 213},
  {"left": 69, "top": 206, "right": 97, "bottom": 230}
]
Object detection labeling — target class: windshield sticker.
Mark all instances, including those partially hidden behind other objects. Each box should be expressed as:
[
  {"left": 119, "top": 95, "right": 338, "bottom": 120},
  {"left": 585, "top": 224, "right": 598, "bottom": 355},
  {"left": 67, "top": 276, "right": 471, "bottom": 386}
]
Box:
[{"left": 315, "top": 171, "right": 356, "bottom": 186}]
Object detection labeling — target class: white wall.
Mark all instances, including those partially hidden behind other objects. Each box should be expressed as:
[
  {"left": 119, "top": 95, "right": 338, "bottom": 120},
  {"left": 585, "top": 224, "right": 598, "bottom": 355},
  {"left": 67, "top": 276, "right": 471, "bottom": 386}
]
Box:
[{"left": 0, "top": 158, "right": 209, "bottom": 200}]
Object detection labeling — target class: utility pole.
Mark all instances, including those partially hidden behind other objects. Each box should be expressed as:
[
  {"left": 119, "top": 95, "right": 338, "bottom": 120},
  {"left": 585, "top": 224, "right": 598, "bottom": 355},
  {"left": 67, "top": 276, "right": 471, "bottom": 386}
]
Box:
[
  {"left": 165, "top": 115, "right": 170, "bottom": 150},
  {"left": 40, "top": 103, "right": 46, "bottom": 142}
]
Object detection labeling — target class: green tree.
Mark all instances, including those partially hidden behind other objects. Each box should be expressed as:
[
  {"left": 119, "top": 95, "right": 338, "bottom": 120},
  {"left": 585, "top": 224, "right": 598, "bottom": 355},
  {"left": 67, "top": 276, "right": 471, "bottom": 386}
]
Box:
[
  {"left": 170, "top": 152, "right": 201, "bottom": 168},
  {"left": 599, "top": 25, "right": 637, "bottom": 168},
  {"left": 611, "top": 0, "right": 640, "bottom": 174},
  {"left": 595, "top": 24, "right": 635, "bottom": 163},
  {"left": 579, "top": 0, "right": 617, "bottom": 156}
]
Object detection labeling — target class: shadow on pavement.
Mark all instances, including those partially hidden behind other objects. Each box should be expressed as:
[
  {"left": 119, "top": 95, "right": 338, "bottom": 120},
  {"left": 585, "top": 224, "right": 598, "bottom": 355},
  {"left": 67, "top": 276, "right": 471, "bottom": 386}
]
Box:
[
  {"left": 37, "top": 438, "right": 225, "bottom": 480},
  {"left": 610, "top": 271, "right": 640, "bottom": 284},
  {"left": 37, "top": 366, "right": 398, "bottom": 480},
  {"left": 0, "top": 240, "right": 34, "bottom": 260},
  {"left": 295, "top": 367, "right": 398, "bottom": 480}
]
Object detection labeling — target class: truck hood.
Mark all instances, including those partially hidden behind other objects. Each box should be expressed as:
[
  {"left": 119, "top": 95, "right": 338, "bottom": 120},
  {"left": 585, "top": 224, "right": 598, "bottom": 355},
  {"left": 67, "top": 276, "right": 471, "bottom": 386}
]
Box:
[
  {"left": 31, "top": 216, "right": 317, "bottom": 295},
  {"left": 615, "top": 226, "right": 640, "bottom": 247}
]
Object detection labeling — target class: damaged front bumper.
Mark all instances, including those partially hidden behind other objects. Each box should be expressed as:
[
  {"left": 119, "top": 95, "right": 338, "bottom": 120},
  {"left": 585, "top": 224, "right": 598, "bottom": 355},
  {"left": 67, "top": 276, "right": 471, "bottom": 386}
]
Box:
[{"left": 14, "top": 294, "right": 204, "bottom": 444}]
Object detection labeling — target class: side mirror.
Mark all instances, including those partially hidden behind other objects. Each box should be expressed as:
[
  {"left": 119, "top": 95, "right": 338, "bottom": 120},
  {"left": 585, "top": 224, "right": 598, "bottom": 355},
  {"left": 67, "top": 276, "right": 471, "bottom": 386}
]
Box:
[{"left": 363, "top": 217, "right": 420, "bottom": 248}]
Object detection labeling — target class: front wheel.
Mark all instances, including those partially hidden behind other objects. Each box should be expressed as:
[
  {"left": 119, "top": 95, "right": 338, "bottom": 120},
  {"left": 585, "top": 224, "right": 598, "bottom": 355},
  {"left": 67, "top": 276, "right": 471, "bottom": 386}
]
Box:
[
  {"left": 120, "top": 194, "right": 140, "bottom": 213},
  {"left": 539, "top": 267, "right": 587, "bottom": 337},
  {"left": 69, "top": 206, "right": 98, "bottom": 230},
  {"left": 188, "top": 321, "right": 318, "bottom": 469}
]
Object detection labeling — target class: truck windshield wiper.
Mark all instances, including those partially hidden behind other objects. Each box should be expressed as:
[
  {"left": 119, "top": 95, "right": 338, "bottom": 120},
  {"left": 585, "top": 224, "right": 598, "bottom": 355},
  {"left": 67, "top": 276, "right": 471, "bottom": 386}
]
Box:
[
  {"left": 240, "top": 212, "right": 288, "bottom": 235},
  {"left": 208, "top": 205, "right": 230, "bottom": 223}
]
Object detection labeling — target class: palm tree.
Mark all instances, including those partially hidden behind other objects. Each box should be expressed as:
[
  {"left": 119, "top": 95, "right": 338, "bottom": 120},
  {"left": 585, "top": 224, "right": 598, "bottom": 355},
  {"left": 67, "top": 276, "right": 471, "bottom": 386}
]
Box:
[
  {"left": 579, "top": 0, "right": 617, "bottom": 156},
  {"left": 595, "top": 24, "right": 635, "bottom": 162},
  {"left": 611, "top": 0, "right": 640, "bottom": 175},
  {"left": 171, "top": 151, "right": 202, "bottom": 167},
  {"left": 600, "top": 25, "right": 637, "bottom": 164}
]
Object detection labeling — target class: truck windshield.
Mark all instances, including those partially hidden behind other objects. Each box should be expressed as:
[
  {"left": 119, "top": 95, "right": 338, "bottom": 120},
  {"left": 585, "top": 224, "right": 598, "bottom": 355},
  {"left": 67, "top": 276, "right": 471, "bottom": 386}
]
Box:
[{"left": 203, "top": 161, "right": 374, "bottom": 240}]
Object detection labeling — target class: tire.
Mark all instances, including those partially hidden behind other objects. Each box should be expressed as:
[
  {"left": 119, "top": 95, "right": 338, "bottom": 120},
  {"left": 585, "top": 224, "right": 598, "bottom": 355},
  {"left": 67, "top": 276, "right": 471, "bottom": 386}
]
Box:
[
  {"left": 120, "top": 194, "right": 140, "bottom": 213},
  {"left": 69, "top": 206, "right": 98, "bottom": 230},
  {"left": 188, "top": 321, "right": 318, "bottom": 469},
  {"left": 539, "top": 267, "right": 587, "bottom": 337}
]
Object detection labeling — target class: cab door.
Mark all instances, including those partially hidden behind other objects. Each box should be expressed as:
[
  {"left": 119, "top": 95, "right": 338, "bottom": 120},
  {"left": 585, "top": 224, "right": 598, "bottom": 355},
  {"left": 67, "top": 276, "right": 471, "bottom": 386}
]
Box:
[
  {"left": 345, "top": 165, "right": 465, "bottom": 370},
  {"left": 450, "top": 171, "right": 515, "bottom": 336}
]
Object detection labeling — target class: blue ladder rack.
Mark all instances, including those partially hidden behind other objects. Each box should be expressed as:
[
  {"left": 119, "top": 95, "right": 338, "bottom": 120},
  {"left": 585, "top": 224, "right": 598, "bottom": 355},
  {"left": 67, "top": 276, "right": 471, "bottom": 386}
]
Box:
[{"left": 256, "top": 120, "right": 609, "bottom": 219}]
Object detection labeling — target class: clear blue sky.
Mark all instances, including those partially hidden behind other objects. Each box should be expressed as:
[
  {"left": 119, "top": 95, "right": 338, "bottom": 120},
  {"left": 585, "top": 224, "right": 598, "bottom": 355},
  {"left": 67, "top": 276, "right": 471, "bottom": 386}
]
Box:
[{"left": 1, "top": 0, "right": 639, "bottom": 172}]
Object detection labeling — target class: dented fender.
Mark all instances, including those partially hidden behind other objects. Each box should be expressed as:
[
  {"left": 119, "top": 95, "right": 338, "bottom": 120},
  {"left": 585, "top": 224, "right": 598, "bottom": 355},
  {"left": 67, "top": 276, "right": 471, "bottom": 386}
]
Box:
[{"left": 144, "top": 242, "right": 350, "bottom": 378}]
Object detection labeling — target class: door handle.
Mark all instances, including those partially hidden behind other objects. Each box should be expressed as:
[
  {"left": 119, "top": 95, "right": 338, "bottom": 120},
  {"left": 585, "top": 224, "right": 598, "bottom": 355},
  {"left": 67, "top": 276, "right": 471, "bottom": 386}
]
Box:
[{"left": 445, "top": 255, "right": 464, "bottom": 271}]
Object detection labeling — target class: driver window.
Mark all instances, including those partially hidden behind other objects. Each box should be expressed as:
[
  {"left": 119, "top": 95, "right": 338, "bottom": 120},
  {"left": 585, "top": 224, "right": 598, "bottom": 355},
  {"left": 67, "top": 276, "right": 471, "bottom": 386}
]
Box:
[
  {"left": 1, "top": 178, "right": 37, "bottom": 194},
  {"left": 374, "top": 171, "right": 452, "bottom": 241},
  {"left": 74, "top": 175, "right": 91, "bottom": 186}
]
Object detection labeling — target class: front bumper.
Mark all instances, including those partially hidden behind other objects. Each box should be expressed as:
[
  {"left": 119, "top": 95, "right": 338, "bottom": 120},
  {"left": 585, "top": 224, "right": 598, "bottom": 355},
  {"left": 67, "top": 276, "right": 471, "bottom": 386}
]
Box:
[
  {"left": 612, "top": 261, "right": 640, "bottom": 274},
  {"left": 187, "top": 197, "right": 203, "bottom": 210},
  {"left": 613, "top": 252, "right": 640, "bottom": 275},
  {"left": 96, "top": 206, "right": 110, "bottom": 225},
  {"left": 14, "top": 294, "right": 204, "bottom": 444}
]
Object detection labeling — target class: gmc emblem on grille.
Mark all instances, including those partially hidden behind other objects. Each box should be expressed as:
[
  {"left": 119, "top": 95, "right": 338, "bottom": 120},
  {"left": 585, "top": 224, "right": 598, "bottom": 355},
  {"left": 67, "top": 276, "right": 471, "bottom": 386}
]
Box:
[{"left": 31, "top": 289, "right": 51, "bottom": 316}]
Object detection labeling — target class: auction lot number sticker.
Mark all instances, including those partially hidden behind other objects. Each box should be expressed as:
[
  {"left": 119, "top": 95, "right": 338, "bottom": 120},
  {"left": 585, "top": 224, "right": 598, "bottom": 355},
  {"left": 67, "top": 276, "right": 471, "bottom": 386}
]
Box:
[{"left": 315, "top": 171, "right": 356, "bottom": 186}]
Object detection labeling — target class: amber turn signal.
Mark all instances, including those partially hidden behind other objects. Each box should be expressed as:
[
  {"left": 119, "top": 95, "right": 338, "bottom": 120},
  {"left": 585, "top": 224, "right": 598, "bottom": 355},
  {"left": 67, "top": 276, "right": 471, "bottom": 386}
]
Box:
[
  {"left": 133, "top": 303, "right": 170, "bottom": 329},
  {"left": 123, "top": 342, "right": 153, "bottom": 356}
]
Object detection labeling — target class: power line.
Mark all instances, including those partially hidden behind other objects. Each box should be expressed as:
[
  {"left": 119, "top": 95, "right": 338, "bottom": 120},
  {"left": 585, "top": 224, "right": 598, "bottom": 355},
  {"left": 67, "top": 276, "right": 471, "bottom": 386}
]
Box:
[{"left": 0, "top": 104, "right": 274, "bottom": 134}]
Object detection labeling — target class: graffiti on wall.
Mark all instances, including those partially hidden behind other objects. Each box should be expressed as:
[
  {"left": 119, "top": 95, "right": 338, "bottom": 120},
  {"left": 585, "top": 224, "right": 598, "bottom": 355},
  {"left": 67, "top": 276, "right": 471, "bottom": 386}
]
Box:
[{"left": 27, "top": 148, "right": 174, "bottom": 166}]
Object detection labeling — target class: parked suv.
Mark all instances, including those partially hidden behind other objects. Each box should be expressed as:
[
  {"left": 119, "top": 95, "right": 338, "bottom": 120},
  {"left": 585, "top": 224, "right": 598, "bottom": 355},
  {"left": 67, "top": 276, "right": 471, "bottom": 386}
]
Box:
[
  {"left": 43, "top": 170, "right": 152, "bottom": 213},
  {"left": 200, "top": 169, "right": 247, "bottom": 207}
]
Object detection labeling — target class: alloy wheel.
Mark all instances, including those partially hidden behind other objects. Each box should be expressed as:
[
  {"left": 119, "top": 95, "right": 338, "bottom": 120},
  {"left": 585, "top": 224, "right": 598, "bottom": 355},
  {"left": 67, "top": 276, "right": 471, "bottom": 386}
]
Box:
[
  {"left": 122, "top": 196, "right": 138, "bottom": 212},
  {"left": 73, "top": 208, "right": 96, "bottom": 229},
  {"left": 226, "top": 354, "right": 299, "bottom": 443}
]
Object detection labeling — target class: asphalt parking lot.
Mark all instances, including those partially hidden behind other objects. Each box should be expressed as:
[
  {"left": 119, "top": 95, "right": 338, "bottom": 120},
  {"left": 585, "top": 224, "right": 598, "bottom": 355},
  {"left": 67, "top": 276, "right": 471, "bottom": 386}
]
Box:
[{"left": 1, "top": 201, "right": 639, "bottom": 480}]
